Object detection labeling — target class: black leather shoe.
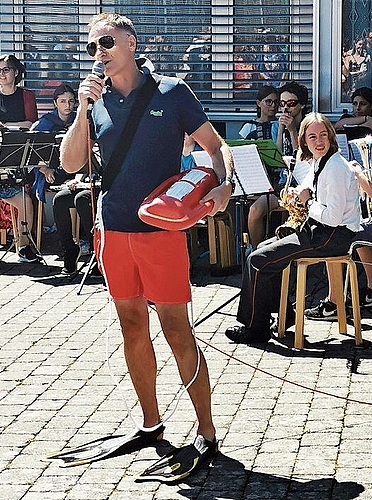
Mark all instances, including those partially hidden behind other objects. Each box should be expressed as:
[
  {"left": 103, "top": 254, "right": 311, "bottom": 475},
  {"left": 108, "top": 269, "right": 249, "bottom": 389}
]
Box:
[{"left": 225, "top": 325, "right": 270, "bottom": 344}]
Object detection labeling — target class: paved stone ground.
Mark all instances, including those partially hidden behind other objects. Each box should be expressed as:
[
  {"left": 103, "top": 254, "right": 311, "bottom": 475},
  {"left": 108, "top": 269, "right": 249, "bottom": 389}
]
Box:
[{"left": 1, "top": 239, "right": 372, "bottom": 500}]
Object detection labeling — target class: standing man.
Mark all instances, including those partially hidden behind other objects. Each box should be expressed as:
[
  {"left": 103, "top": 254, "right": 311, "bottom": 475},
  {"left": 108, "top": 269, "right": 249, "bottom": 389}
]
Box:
[{"left": 60, "top": 13, "right": 233, "bottom": 477}]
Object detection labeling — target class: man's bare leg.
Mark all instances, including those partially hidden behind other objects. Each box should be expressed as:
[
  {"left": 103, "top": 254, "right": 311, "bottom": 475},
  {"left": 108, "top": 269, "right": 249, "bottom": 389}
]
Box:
[
  {"left": 156, "top": 302, "right": 215, "bottom": 441},
  {"left": 114, "top": 296, "right": 161, "bottom": 429}
]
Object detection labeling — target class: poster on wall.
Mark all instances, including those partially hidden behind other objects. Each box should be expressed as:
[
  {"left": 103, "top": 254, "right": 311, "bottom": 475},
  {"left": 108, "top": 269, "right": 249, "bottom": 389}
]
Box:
[{"left": 341, "top": 0, "right": 372, "bottom": 102}]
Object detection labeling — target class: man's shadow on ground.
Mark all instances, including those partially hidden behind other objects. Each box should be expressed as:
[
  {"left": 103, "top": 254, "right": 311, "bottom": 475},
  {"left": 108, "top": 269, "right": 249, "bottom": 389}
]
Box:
[
  {"left": 137, "top": 443, "right": 365, "bottom": 500},
  {"left": 0, "top": 253, "right": 106, "bottom": 290},
  {"left": 179, "top": 452, "right": 364, "bottom": 500}
]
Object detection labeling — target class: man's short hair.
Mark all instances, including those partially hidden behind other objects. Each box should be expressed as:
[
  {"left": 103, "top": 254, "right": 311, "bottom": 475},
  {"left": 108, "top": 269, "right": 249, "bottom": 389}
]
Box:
[{"left": 88, "top": 12, "right": 137, "bottom": 42}]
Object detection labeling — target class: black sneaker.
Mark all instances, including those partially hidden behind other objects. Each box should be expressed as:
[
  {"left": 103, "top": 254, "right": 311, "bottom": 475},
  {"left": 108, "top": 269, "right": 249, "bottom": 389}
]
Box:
[
  {"left": 18, "top": 245, "right": 40, "bottom": 263},
  {"left": 225, "top": 325, "right": 271, "bottom": 344},
  {"left": 61, "top": 244, "right": 81, "bottom": 275},
  {"left": 362, "top": 288, "right": 372, "bottom": 308},
  {"left": 304, "top": 298, "right": 337, "bottom": 320}
]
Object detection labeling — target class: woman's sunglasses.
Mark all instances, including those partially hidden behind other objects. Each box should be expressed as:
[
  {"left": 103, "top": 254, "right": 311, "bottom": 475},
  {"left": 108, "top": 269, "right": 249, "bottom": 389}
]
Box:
[
  {"left": 262, "top": 98, "right": 278, "bottom": 106},
  {"left": 279, "top": 99, "right": 299, "bottom": 108},
  {"left": 86, "top": 35, "right": 116, "bottom": 57}
]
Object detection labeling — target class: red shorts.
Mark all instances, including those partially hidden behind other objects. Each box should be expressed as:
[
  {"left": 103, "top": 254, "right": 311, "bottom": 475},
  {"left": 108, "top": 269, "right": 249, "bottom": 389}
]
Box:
[{"left": 96, "top": 230, "right": 191, "bottom": 304}]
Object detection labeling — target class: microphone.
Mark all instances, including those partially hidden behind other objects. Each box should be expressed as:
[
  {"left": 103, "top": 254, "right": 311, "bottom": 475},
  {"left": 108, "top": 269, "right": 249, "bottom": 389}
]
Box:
[{"left": 87, "top": 61, "right": 105, "bottom": 118}]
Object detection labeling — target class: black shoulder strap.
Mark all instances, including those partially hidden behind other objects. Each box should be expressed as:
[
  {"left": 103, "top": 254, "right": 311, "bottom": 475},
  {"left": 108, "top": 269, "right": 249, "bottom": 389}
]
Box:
[
  {"left": 313, "top": 150, "right": 333, "bottom": 199},
  {"left": 101, "top": 74, "right": 161, "bottom": 192}
]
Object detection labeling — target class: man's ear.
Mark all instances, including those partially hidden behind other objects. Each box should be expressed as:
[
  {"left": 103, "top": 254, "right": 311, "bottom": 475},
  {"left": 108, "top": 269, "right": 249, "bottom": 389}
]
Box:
[{"left": 128, "top": 34, "right": 137, "bottom": 52}]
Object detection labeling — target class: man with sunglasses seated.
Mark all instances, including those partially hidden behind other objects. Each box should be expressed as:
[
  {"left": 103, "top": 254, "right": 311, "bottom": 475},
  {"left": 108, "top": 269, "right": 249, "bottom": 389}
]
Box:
[{"left": 58, "top": 13, "right": 234, "bottom": 480}]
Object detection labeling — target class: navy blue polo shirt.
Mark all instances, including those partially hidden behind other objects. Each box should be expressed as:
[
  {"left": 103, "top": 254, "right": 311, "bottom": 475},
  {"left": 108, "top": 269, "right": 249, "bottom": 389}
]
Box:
[{"left": 92, "top": 72, "right": 208, "bottom": 232}]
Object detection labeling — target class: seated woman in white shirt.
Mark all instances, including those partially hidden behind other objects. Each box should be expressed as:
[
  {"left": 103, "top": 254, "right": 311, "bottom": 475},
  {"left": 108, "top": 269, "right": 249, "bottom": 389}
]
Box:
[{"left": 226, "top": 112, "right": 360, "bottom": 344}]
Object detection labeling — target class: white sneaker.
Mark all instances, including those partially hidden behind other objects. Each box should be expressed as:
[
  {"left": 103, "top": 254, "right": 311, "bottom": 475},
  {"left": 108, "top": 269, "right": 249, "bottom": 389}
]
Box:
[{"left": 18, "top": 245, "right": 40, "bottom": 263}]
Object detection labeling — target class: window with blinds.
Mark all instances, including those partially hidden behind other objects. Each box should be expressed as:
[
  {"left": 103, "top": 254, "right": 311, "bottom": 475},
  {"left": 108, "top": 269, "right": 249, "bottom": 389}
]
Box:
[{"left": 0, "top": 0, "right": 313, "bottom": 111}]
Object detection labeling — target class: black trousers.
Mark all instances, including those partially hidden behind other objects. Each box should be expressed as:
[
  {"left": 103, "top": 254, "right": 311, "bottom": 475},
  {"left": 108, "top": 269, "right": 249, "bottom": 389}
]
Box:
[
  {"left": 53, "top": 189, "right": 94, "bottom": 253},
  {"left": 237, "top": 220, "right": 356, "bottom": 337}
]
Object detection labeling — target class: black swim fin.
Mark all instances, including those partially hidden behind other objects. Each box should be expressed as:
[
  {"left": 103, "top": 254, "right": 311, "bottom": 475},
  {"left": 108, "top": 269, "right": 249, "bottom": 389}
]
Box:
[
  {"left": 44, "top": 425, "right": 165, "bottom": 467},
  {"left": 137, "top": 434, "right": 218, "bottom": 483}
]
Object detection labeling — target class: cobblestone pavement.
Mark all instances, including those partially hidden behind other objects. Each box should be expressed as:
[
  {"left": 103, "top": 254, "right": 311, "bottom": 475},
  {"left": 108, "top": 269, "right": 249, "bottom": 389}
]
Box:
[{"left": 1, "top": 247, "right": 372, "bottom": 500}]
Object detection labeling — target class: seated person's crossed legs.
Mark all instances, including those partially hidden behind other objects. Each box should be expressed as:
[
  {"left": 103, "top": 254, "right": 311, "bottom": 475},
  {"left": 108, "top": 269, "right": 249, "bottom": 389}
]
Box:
[
  {"left": 0, "top": 186, "right": 40, "bottom": 263},
  {"left": 53, "top": 188, "right": 93, "bottom": 274}
]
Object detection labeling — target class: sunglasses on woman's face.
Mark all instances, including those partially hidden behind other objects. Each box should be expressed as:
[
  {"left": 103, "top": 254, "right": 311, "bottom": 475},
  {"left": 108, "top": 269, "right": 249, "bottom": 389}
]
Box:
[
  {"left": 262, "top": 98, "right": 278, "bottom": 106},
  {"left": 86, "top": 35, "right": 116, "bottom": 57},
  {"left": 0, "top": 67, "right": 14, "bottom": 75},
  {"left": 279, "top": 99, "right": 299, "bottom": 108}
]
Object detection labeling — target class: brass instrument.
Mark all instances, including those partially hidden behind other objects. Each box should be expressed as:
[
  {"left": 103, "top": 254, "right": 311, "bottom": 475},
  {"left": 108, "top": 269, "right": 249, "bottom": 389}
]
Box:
[{"left": 275, "top": 156, "right": 308, "bottom": 239}]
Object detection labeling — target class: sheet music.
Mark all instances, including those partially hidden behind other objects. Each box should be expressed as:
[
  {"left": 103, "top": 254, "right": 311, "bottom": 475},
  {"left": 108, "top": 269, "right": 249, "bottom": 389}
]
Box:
[
  {"left": 283, "top": 156, "right": 311, "bottom": 185},
  {"left": 336, "top": 134, "right": 350, "bottom": 160},
  {"left": 293, "top": 161, "right": 311, "bottom": 185},
  {"left": 348, "top": 141, "right": 363, "bottom": 166},
  {"left": 192, "top": 144, "right": 273, "bottom": 197}
]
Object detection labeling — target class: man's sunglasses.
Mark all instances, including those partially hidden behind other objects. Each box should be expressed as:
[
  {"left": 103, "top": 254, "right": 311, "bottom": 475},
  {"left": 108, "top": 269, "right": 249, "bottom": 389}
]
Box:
[
  {"left": 0, "top": 67, "right": 14, "bottom": 75},
  {"left": 279, "top": 99, "right": 299, "bottom": 108},
  {"left": 86, "top": 35, "right": 116, "bottom": 57}
]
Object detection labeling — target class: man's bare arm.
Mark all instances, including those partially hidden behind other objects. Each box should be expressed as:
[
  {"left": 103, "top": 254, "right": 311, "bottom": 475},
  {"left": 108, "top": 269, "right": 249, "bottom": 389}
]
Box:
[
  {"left": 61, "top": 72, "right": 104, "bottom": 173},
  {"left": 60, "top": 106, "right": 92, "bottom": 173},
  {"left": 192, "top": 121, "right": 234, "bottom": 215}
]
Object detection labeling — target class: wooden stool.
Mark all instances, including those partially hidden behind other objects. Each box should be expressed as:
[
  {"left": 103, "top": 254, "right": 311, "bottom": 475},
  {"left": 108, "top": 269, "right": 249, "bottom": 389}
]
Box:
[{"left": 278, "top": 255, "right": 363, "bottom": 349}]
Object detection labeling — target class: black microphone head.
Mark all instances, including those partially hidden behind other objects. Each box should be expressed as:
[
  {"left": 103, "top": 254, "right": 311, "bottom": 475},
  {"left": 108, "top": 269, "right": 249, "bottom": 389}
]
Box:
[{"left": 91, "top": 61, "right": 105, "bottom": 79}]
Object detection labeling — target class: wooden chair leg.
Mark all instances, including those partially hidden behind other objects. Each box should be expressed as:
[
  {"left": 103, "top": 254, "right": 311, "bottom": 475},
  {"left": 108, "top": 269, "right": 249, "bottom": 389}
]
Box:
[
  {"left": 36, "top": 200, "right": 43, "bottom": 251},
  {"left": 348, "top": 260, "right": 363, "bottom": 345},
  {"left": 329, "top": 261, "right": 347, "bottom": 334},
  {"left": 10, "top": 206, "right": 19, "bottom": 253},
  {"left": 0, "top": 229, "right": 6, "bottom": 245},
  {"left": 278, "top": 264, "right": 291, "bottom": 337},
  {"left": 207, "top": 215, "right": 217, "bottom": 265},
  {"left": 294, "top": 262, "right": 307, "bottom": 350}
]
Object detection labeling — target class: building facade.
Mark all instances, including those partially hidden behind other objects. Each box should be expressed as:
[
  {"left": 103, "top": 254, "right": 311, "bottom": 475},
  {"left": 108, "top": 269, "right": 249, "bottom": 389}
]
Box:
[{"left": 1, "top": 0, "right": 371, "bottom": 137}]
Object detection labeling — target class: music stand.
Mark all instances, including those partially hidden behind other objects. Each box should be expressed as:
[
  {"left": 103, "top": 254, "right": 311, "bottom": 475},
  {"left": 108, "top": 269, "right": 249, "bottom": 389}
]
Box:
[
  {"left": 226, "top": 139, "right": 285, "bottom": 169},
  {"left": 0, "top": 130, "right": 57, "bottom": 264},
  {"left": 227, "top": 139, "right": 287, "bottom": 239},
  {"left": 192, "top": 143, "right": 274, "bottom": 270},
  {"left": 191, "top": 143, "right": 275, "bottom": 325}
]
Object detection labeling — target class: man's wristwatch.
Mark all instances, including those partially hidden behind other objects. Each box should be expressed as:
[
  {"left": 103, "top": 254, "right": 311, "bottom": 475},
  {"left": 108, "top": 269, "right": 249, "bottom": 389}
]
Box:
[{"left": 218, "top": 175, "right": 236, "bottom": 194}]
